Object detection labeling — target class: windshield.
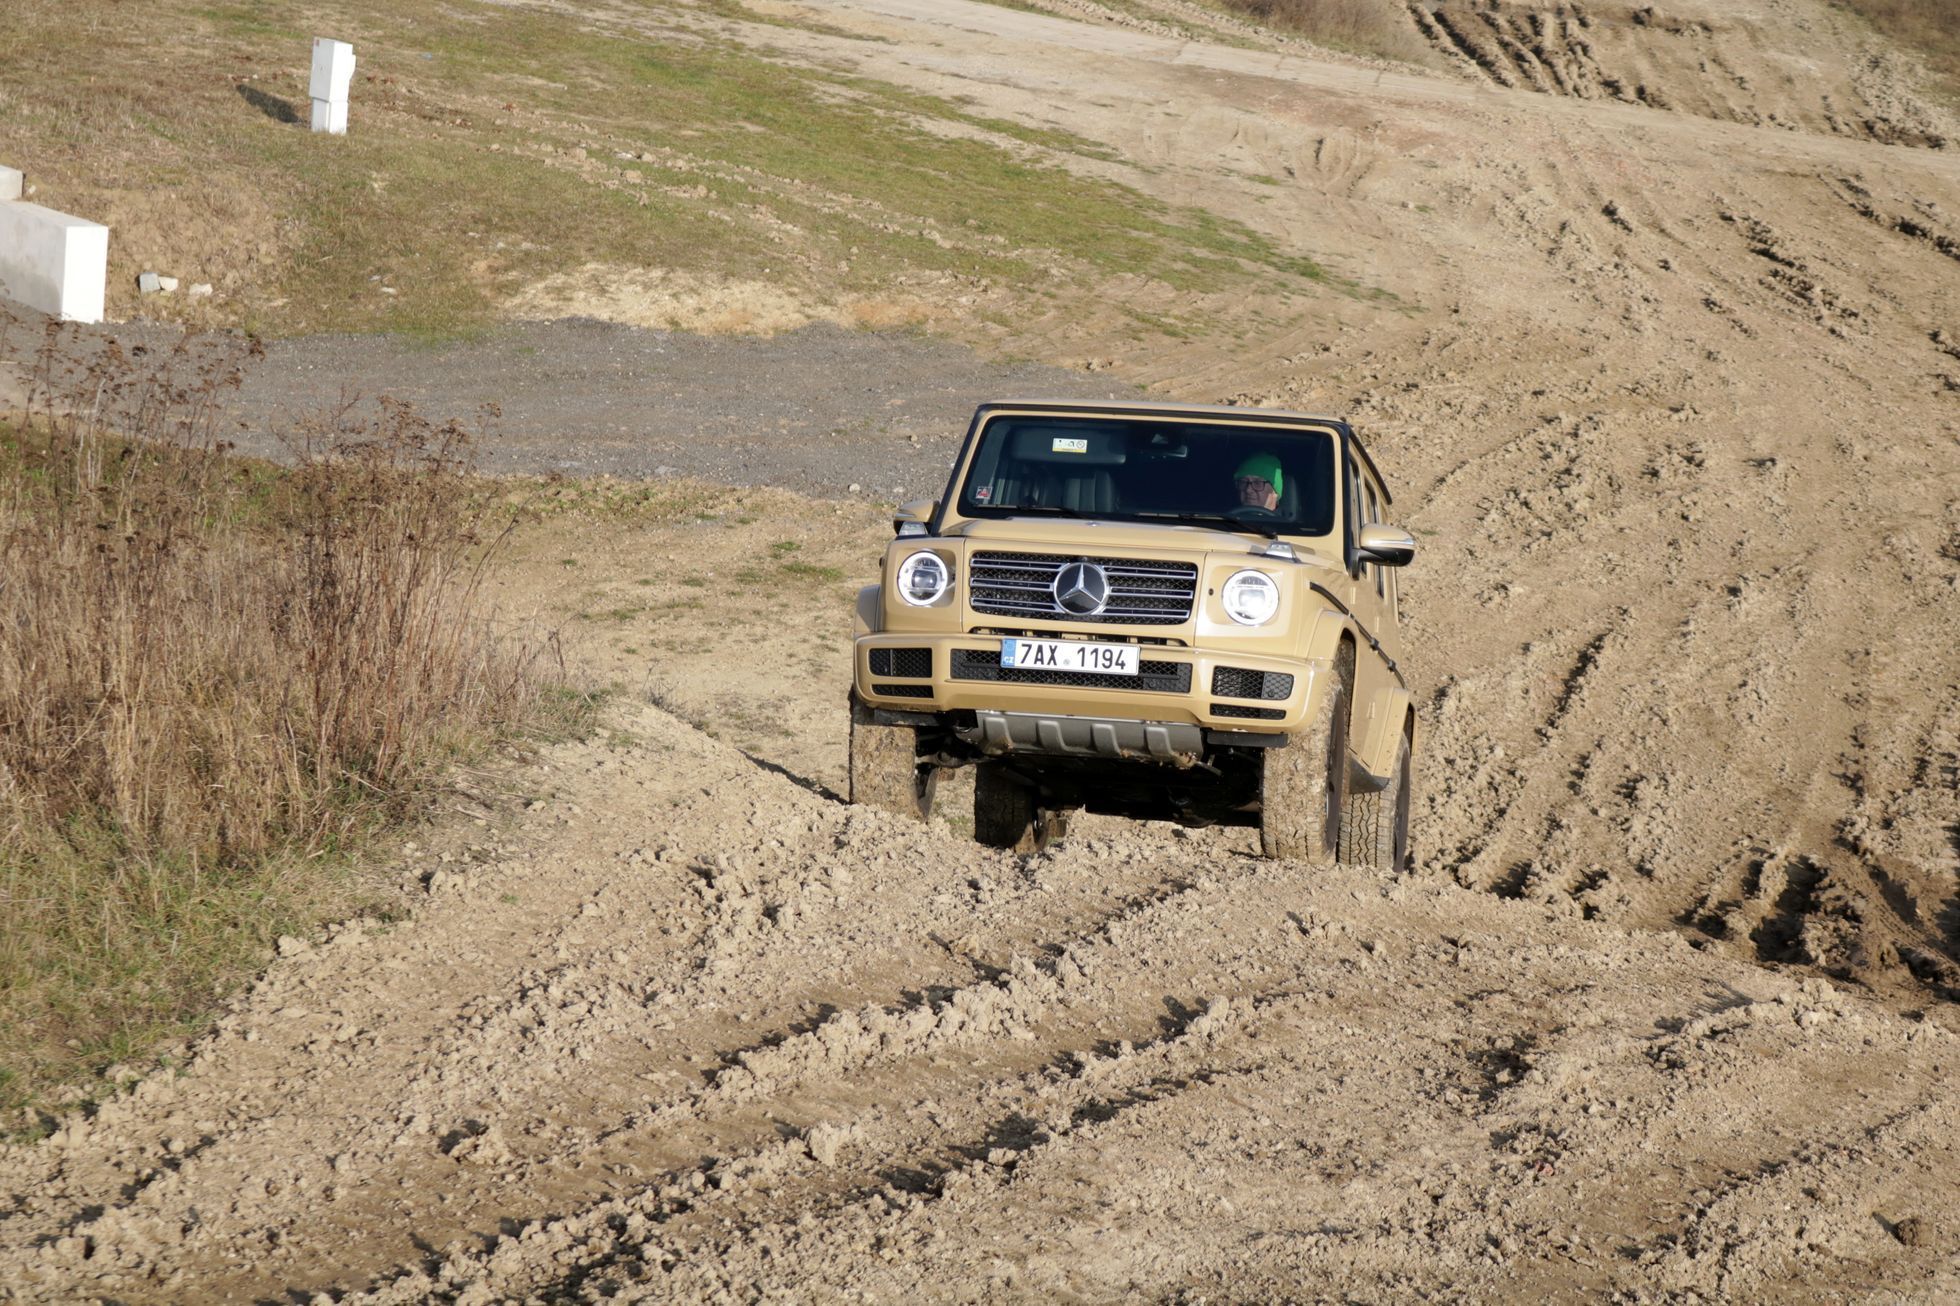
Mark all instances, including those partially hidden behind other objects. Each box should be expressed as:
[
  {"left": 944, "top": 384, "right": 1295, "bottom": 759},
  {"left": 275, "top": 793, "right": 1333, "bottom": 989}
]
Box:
[{"left": 955, "top": 415, "right": 1338, "bottom": 536}]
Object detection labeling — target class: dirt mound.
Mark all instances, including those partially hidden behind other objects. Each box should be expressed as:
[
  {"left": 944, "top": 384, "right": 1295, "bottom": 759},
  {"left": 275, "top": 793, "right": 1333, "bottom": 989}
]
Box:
[
  {"left": 1, "top": 701, "right": 1953, "bottom": 1301},
  {"left": 1407, "top": 0, "right": 1954, "bottom": 146}
]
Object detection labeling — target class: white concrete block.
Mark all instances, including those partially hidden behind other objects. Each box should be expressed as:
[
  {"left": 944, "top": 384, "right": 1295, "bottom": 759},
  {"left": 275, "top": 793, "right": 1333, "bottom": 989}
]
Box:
[
  {"left": 0, "top": 166, "right": 22, "bottom": 202},
  {"left": 0, "top": 202, "right": 108, "bottom": 323},
  {"left": 310, "top": 97, "right": 348, "bottom": 135},
  {"left": 310, "top": 38, "right": 356, "bottom": 105}
]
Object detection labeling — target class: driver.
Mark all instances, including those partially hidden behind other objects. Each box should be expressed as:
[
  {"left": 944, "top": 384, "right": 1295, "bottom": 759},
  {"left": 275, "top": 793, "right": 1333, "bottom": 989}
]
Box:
[{"left": 1232, "top": 453, "right": 1282, "bottom": 512}]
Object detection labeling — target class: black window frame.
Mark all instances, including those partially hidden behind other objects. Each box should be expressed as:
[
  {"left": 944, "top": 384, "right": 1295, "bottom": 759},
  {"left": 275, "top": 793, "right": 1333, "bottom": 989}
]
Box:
[{"left": 937, "top": 407, "right": 1345, "bottom": 539}]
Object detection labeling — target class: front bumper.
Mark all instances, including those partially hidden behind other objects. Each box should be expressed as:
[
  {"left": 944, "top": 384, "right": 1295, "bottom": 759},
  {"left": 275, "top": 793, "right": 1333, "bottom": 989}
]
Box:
[{"left": 853, "top": 633, "right": 1324, "bottom": 734}]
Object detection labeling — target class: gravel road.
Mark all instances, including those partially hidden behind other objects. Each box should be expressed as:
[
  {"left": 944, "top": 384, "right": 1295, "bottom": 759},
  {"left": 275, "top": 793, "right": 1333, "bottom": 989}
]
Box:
[
  {"left": 0, "top": 315, "right": 1136, "bottom": 498},
  {"left": 3, "top": 311, "right": 1136, "bottom": 498},
  {"left": 229, "top": 320, "right": 1139, "bottom": 495}
]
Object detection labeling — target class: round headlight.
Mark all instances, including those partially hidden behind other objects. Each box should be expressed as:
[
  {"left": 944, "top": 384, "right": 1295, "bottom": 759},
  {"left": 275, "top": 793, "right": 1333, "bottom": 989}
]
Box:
[
  {"left": 896, "top": 551, "right": 951, "bottom": 606},
  {"left": 1221, "top": 569, "right": 1280, "bottom": 626}
]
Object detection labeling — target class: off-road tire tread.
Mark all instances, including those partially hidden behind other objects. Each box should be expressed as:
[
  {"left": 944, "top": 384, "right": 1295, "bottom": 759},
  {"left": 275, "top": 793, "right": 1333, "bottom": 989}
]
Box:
[
  {"left": 1260, "top": 645, "right": 1352, "bottom": 861},
  {"left": 1341, "top": 726, "right": 1412, "bottom": 870},
  {"left": 974, "top": 763, "right": 1044, "bottom": 851}
]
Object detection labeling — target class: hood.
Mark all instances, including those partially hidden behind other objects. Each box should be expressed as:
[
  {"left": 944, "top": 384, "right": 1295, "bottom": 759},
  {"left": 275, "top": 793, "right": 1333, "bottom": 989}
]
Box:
[{"left": 945, "top": 516, "right": 1342, "bottom": 570}]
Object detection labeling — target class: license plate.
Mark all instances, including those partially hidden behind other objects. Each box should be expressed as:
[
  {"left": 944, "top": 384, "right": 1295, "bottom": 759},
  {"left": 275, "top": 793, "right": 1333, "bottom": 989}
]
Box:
[{"left": 1000, "top": 638, "right": 1139, "bottom": 676}]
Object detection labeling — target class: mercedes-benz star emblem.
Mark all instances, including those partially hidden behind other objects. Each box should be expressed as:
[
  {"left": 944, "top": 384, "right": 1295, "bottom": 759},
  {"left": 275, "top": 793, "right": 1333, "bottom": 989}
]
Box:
[{"left": 1053, "top": 561, "right": 1110, "bottom": 616}]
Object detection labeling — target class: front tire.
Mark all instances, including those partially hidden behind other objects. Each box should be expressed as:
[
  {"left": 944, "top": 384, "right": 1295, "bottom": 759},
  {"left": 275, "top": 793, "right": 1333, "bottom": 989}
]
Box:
[
  {"left": 1259, "top": 650, "right": 1350, "bottom": 861},
  {"left": 974, "top": 762, "right": 1065, "bottom": 852},
  {"left": 1339, "top": 725, "right": 1412, "bottom": 871},
  {"left": 849, "top": 697, "right": 936, "bottom": 819}
]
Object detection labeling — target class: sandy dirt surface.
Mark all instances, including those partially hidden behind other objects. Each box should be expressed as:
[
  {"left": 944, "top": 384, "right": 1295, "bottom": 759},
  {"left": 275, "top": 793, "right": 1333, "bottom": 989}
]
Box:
[
  {"left": 5, "top": 702, "right": 1956, "bottom": 1302},
  {"left": 4, "top": 0, "right": 1960, "bottom": 1299}
]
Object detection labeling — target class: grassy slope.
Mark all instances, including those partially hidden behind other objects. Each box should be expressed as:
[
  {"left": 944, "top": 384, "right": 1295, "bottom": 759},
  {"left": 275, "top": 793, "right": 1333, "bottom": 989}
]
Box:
[
  {"left": 0, "top": 392, "right": 590, "bottom": 1121},
  {"left": 0, "top": 0, "right": 1337, "bottom": 340}
]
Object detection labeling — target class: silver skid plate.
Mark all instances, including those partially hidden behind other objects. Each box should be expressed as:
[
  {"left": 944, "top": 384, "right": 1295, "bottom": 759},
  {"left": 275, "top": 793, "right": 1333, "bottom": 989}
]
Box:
[{"left": 961, "top": 711, "right": 1204, "bottom": 764}]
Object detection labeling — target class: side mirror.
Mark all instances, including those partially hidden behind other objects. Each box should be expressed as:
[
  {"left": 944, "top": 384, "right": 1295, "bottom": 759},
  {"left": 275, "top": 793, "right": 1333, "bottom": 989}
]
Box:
[
  {"left": 893, "top": 498, "right": 939, "bottom": 537},
  {"left": 1357, "top": 523, "right": 1417, "bottom": 567}
]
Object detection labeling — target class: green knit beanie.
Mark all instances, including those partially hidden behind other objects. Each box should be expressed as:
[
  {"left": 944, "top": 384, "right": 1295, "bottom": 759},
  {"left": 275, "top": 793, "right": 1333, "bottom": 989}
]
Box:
[{"left": 1233, "top": 453, "right": 1283, "bottom": 496}]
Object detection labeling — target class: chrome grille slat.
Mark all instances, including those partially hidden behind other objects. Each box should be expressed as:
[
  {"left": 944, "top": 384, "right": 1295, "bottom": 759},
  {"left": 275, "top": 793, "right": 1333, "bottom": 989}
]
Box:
[{"left": 969, "top": 550, "right": 1197, "bottom": 626}]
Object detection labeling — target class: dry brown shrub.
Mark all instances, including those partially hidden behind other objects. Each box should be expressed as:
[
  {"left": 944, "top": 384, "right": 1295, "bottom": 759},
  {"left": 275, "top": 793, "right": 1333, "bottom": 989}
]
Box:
[{"left": 0, "top": 315, "right": 553, "bottom": 1108}]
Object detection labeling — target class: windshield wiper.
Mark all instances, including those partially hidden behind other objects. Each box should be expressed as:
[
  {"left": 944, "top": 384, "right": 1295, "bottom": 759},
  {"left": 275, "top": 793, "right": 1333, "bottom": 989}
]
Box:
[
  {"left": 979, "top": 504, "right": 1283, "bottom": 540},
  {"left": 991, "top": 504, "right": 1098, "bottom": 520},
  {"left": 1127, "top": 510, "right": 1281, "bottom": 540}
]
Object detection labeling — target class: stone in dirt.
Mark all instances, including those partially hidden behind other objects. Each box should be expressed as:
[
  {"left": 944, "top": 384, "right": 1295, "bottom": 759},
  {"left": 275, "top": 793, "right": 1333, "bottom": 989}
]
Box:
[
  {"left": 138, "top": 272, "right": 162, "bottom": 294},
  {"left": 805, "top": 1121, "right": 853, "bottom": 1166},
  {"left": 443, "top": 1122, "right": 510, "bottom": 1165}
]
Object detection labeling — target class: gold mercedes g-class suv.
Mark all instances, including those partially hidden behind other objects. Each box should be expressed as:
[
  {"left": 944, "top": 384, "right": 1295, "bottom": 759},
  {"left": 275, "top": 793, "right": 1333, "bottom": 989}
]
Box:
[{"left": 849, "top": 400, "right": 1417, "bottom": 866}]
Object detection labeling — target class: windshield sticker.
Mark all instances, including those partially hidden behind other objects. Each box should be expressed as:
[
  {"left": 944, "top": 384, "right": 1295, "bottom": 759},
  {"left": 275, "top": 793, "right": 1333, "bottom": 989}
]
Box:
[
  {"left": 1051, "top": 437, "right": 1089, "bottom": 454},
  {"left": 973, "top": 485, "right": 991, "bottom": 502}
]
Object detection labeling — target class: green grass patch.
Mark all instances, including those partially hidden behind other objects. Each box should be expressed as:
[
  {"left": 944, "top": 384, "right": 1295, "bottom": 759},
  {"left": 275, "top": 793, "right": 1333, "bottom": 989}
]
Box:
[{"left": 2, "top": 0, "right": 1364, "bottom": 339}]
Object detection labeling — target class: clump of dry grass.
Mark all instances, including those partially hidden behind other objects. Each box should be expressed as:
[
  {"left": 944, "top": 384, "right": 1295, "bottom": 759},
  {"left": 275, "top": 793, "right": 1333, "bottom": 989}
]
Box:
[
  {"left": 0, "top": 314, "right": 555, "bottom": 1113},
  {"left": 1219, "top": 0, "right": 1432, "bottom": 64}
]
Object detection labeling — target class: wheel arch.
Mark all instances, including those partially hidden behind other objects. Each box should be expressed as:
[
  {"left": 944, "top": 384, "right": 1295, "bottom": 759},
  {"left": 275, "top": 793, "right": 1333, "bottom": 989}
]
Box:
[
  {"left": 854, "top": 584, "right": 882, "bottom": 638},
  {"left": 1353, "top": 689, "right": 1415, "bottom": 789},
  {"left": 1300, "top": 602, "right": 1407, "bottom": 787}
]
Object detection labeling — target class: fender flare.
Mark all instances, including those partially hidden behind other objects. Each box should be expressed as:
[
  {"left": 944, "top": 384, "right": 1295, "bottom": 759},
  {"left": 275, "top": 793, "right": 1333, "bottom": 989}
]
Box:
[
  {"left": 1297, "top": 606, "right": 1351, "bottom": 667},
  {"left": 1299, "top": 605, "right": 1406, "bottom": 785},
  {"left": 1289, "top": 607, "right": 1355, "bottom": 735},
  {"left": 1353, "top": 688, "right": 1415, "bottom": 788},
  {"left": 854, "top": 585, "right": 881, "bottom": 639}
]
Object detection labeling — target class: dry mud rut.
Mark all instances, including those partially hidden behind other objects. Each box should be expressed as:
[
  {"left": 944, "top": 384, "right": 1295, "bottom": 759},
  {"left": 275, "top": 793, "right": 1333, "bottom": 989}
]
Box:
[{"left": 7, "top": 0, "right": 1960, "bottom": 1300}]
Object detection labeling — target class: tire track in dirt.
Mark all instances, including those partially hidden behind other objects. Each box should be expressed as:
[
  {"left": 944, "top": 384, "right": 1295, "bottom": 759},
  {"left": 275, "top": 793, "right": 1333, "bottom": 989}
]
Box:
[
  {"left": 1830, "top": 174, "right": 1960, "bottom": 269},
  {"left": 343, "top": 902, "right": 1958, "bottom": 1302},
  {"left": 1401, "top": 0, "right": 1951, "bottom": 145},
  {"left": 348, "top": 992, "right": 1280, "bottom": 1303},
  {"left": 0, "top": 707, "right": 1250, "bottom": 1300}
]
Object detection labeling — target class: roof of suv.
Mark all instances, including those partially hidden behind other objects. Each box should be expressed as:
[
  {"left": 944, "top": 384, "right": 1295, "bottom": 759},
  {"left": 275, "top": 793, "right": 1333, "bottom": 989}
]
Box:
[{"left": 980, "top": 398, "right": 1346, "bottom": 426}]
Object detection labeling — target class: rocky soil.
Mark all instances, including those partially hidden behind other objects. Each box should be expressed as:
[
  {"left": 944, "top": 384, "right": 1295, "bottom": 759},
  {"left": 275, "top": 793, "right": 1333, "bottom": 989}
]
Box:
[
  {"left": 3, "top": 0, "right": 1959, "bottom": 1299},
  {"left": 2, "top": 705, "right": 1953, "bottom": 1302}
]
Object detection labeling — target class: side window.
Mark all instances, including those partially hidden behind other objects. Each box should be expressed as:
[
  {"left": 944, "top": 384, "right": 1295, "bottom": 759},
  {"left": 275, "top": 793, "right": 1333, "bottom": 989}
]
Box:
[{"left": 1343, "top": 451, "right": 1363, "bottom": 576}]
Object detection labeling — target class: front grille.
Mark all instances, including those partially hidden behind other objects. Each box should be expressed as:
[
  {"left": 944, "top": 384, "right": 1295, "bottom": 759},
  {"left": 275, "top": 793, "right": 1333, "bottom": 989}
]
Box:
[
  {"left": 971, "top": 626, "right": 1177, "bottom": 646},
  {"left": 951, "top": 648, "right": 1192, "bottom": 694},
  {"left": 874, "top": 683, "right": 934, "bottom": 699},
  {"left": 969, "top": 551, "right": 1197, "bottom": 625},
  {"left": 1211, "top": 667, "right": 1294, "bottom": 701},
  {"left": 1212, "top": 703, "right": 1285, "bottom": 720},
  {"left": 870, "top": 647, "right": 932, "bottom": 678}
]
